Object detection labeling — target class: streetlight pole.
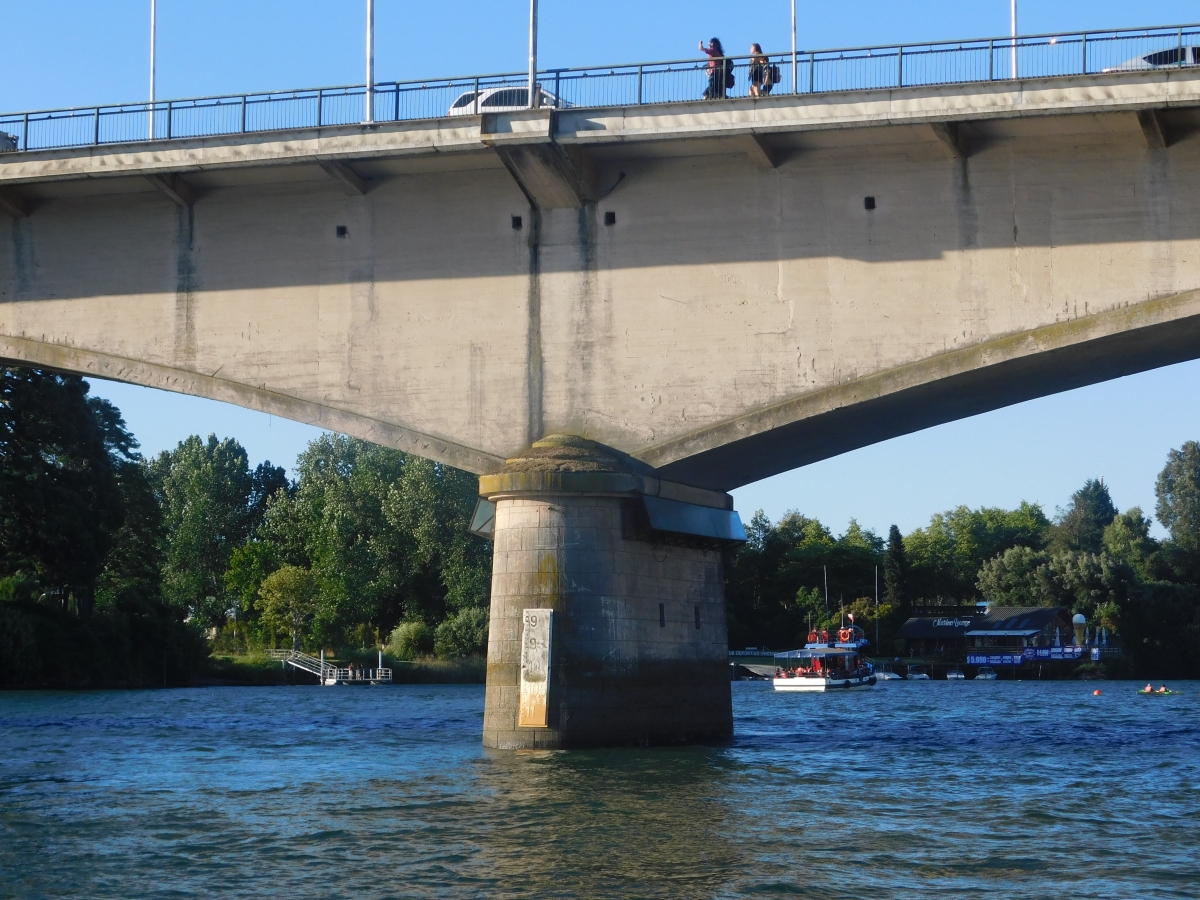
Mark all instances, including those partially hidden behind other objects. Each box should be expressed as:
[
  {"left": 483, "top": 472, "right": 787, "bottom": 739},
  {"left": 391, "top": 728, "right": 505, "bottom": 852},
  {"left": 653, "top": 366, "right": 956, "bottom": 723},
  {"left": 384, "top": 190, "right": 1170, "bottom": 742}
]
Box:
[
  {"left": 149, "top": 0, "right": 157, "bottom": 139},
  {"left": 528, "top": 0, "right": 539, "bottom": 108},
  {"left": 1010, "top": 0, "right": 1018, "bottom": 80},
  {"left": 365, "top": 0, "right": 375, "bottom": 123},
  {"left": 791, "top": 0, "right": 798, "bottom": 94}
]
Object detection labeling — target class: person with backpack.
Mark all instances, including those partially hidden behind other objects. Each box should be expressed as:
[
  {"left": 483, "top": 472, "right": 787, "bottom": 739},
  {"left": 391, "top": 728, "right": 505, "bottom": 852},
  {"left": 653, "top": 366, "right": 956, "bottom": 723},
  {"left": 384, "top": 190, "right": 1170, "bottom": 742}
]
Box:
[
  {"left": 749, "top": 44, "right": 775, "bottom": 96},
  {"left": 700, "top": 38, "right": 731, "bottom": 100}
]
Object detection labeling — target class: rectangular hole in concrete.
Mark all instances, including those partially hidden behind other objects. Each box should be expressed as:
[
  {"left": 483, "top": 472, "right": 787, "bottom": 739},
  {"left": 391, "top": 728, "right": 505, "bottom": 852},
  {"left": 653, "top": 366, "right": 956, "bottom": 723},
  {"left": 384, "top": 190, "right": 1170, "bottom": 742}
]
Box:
[{"left": 659, "top": 603, "right": 665, "bottom": 627}]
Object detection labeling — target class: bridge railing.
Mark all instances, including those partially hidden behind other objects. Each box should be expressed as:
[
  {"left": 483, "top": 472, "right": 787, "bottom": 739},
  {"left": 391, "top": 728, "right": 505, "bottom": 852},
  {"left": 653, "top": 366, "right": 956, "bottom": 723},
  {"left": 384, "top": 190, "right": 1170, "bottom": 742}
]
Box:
[{"left": 2, "top": 23, "right": 1198, "bottom": 154}]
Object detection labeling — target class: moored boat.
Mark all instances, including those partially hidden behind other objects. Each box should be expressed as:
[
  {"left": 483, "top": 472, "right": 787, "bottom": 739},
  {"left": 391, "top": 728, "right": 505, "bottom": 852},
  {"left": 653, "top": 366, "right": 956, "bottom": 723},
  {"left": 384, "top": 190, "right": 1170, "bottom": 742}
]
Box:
[
  {"left": 774, "top": 626, "right": 877, "bottom": 692},
  {"left": 908, "top": 665, "right": 931, "bottom": 681},
  {"left": 974, "top": 666, "right": 999, "bottom": 680},
  {"left": 946, "top": 668, "right": 966, "bottom": 680},
  {"left": 874, "top": 663, "right": 903, "bottom": 681}
]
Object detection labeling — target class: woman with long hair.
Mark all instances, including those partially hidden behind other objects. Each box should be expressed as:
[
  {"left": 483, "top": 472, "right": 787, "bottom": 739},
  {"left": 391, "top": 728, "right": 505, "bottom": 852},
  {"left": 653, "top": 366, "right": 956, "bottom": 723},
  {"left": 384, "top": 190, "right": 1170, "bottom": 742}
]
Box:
[
  {"left": 699, "top": 37, "right": 727, "bottom": 100},
  {"left": 749, "top": 43, "right": 773, "bottom": 96}
]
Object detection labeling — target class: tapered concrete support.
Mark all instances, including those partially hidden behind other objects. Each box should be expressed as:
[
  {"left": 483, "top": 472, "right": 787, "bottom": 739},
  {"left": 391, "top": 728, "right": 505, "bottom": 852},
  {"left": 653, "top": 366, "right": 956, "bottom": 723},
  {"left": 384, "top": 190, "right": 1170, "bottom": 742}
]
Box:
[{"left": 479, "top": 437, "right": 739, "bottom": 749}]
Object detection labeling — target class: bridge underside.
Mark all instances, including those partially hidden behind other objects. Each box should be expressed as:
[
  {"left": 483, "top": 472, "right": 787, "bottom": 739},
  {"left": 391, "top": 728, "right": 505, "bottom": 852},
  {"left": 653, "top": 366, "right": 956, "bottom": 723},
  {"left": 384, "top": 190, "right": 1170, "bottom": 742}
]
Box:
[{"left": 5, "top": 71, "right": 1200, "bottom": 745}]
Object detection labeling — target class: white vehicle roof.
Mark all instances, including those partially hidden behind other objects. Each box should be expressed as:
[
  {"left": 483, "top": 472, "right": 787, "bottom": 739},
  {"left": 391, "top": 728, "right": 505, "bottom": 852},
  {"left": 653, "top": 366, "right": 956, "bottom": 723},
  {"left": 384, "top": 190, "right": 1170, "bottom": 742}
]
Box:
[
  {"left": 1103, "top": 45, "right": 1200, "bottom": 72},
  {"left": 447, "top": 86, "right": 568, "bottom": 116}
]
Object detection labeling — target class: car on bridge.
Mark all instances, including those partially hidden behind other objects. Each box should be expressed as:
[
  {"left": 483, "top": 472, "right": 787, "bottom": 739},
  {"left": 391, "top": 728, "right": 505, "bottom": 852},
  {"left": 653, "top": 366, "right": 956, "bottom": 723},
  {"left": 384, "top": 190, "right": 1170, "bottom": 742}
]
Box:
[
  {"left": 1103, "top": 45, "right": 1200, "bottom": 72},
  {"left": 447, "top": 86, "right": 568, "bottom": 115}
]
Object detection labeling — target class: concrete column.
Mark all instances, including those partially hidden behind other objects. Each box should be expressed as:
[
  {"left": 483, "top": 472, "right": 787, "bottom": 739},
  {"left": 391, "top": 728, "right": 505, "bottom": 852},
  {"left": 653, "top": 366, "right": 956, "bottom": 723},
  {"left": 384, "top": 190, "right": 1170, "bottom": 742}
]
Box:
[{"left": 479, "top": 436, "right": 736, "bottom": 749}]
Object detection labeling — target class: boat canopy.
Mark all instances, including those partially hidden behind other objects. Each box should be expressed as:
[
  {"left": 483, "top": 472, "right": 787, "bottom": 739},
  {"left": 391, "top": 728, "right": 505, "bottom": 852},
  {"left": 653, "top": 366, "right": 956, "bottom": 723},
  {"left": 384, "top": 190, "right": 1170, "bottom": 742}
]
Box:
[{"left": 774, "top": 647, "right": 858, "bottom": 658}]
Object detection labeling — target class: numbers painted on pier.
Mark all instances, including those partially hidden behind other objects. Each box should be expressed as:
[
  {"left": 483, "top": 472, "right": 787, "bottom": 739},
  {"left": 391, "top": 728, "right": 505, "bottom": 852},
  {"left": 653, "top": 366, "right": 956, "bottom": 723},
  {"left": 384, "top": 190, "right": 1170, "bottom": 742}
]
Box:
[{"left": 518, "top": 609, "right": 553, "bottom": 728}]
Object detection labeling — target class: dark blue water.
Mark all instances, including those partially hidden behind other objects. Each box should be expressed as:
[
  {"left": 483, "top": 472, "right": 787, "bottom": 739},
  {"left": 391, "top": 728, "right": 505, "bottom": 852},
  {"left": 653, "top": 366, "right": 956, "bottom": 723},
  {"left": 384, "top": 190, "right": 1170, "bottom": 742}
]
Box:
[{"left": 2, "top": 681, "right": 1198, "bottom": 899}]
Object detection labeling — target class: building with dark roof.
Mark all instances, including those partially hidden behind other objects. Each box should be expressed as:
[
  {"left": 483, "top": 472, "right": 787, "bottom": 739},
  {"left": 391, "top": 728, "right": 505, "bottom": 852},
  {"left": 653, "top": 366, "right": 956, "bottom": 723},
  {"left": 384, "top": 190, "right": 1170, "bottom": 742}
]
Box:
[{"left": 895, "top": 606, "right": 1071, "bottom": 658}]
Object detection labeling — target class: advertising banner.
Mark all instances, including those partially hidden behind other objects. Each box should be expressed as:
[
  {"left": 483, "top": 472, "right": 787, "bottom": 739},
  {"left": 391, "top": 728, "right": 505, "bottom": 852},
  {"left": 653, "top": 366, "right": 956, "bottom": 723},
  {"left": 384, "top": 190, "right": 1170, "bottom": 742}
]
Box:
[
  {"left": 967, "top": 653, "right": 1023, "bottom": 666},
  {"left": 1022, "top": 647, "right": 1085, "bottom": 661}
]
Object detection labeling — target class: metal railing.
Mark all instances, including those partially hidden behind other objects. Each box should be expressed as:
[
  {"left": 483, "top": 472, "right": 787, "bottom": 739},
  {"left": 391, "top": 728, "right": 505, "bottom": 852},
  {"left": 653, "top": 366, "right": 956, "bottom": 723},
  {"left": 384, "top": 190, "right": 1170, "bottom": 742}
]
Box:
[
  {"left": 2, "top": 23, "right": 1198, "bottom": 154},
  {"left": 267, "top": 648, "right": 393, "bottom": 683}
]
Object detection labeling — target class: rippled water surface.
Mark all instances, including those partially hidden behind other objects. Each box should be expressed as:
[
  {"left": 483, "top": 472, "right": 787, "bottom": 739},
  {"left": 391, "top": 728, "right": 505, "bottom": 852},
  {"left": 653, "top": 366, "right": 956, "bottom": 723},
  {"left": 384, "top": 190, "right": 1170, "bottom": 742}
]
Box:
[{"left": 2, "top": 681, "right": 1198, "bottom": 899}]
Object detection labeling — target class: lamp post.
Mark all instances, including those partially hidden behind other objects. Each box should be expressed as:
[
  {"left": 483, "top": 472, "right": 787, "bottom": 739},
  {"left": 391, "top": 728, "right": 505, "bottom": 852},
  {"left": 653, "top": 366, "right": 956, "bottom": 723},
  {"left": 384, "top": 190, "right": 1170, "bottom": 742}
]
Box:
[
  {"left": 1010, "top": 0, "right": 1018, "bottom": 79},
  {"left": 149, "top": 0, "right": 157, "bottom": 139},
  {"left": 791, "top": 0, "right": 798, "bottom": 94},
  {"left": 365, "top": 0, "right": 375, "bottom": 123},
  {"left": 528, "top": 0, "right": 539, "bottom": 108}
]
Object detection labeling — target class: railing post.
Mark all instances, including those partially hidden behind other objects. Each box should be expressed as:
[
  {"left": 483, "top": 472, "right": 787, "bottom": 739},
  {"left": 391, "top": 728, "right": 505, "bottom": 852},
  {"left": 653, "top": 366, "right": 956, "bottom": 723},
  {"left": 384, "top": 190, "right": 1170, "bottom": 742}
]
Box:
[
  {"left": 316, "top": 88, "right": 323, "bottom": 127},
  {"left": 809, "top": 51, "right": 815, "bottom": 92},
  {"left": 1179, "top": 26, "right": 1185, "bottom": 68},
  {"left": 240, "top": 95, "right": 246, "bottom": 133},
  {"left": 473, "top": 76, "right": 480, "bottom": 115},
  {"left": 93, "top": 107, "right": 100, "bottom": 145},
  {"left": 897, "top": 45, "right": 903, "bottom": 88},
  {"left": 637, "top": 64, "right": 644, "bottom": 104},
  {"left": 21, "top": 112, "right": 28, "bottom": 151},
  {"left": 393, "top": 83, "right": 400, "bottom": 121},
  {"left": 1081, "top": 32, "right": 1087, "bottom": 75},
  {"left": 554, "top": 70, "right": 561, "bottom": 108},
  {"left": 166, "top": 101, "right": 173, "bottom": 139},
  {"left": 989, "top": 38, "right": 994, "bottom": 80}
]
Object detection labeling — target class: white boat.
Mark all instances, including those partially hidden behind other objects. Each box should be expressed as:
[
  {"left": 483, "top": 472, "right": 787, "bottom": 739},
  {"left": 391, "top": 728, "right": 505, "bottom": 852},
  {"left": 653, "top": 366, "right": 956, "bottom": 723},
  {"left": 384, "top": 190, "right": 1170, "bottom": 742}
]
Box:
[
  {"left": 874, "top": 663, "right": 903, "bottom": 681},
  {"left": 974, "top": 666, "right": 999, "bottom": 681},
  {"left": 908, "top": 665, "right": 931, "bottom": 681},
  {"left": 773, "top": 627, "right": 876, "bottom": 692},
  {"left": 946, "top": 668, "right": 966, "bottom": 680}
]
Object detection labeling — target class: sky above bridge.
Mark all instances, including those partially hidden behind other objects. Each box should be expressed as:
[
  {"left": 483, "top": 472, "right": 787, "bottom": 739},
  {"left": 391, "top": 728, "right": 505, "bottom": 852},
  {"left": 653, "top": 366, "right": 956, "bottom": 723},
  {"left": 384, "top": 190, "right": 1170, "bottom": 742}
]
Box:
[{"left": 4, "top": 0, "right": 1200, "bottom": 536}]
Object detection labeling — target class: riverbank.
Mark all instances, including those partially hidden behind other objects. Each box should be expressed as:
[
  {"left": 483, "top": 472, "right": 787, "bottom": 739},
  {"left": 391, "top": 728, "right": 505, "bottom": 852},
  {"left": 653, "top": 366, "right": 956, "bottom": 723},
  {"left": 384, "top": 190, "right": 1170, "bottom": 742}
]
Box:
[{"left": 203, "top": 653, "right": 485, "bottom": 686}]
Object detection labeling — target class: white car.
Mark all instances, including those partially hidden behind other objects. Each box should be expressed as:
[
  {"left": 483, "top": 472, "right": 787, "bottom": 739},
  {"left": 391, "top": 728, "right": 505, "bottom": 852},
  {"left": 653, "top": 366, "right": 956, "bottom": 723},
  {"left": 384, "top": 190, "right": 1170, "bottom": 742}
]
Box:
[
  {"left": 1103, "top": 45, "right": 1200, "bottom": 72},
  {"left": 447, "top": 86, "right": 568, "bottom": 116}
]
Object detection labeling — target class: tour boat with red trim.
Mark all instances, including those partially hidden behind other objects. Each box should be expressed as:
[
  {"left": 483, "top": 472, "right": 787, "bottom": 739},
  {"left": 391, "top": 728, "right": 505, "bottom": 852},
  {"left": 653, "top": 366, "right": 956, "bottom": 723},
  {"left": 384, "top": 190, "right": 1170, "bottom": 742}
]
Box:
[{"left": 773, "top": 626, "right": 877, "bottom": 692}]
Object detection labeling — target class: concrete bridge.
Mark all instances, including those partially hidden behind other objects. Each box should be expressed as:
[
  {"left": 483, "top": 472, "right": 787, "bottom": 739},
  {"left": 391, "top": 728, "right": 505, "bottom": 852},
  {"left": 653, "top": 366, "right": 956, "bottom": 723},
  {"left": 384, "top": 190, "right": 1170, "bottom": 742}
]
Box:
[{"left": 5, "top": 38, "right": 1200, "bottom": 747}]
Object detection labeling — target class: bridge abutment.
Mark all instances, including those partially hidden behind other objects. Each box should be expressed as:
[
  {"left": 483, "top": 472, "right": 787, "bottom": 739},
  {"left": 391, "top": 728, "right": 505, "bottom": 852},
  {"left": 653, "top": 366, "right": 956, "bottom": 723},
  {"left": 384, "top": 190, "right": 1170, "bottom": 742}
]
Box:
[{"left": 478, "top": 436, "right": 739, "bottom": 750}]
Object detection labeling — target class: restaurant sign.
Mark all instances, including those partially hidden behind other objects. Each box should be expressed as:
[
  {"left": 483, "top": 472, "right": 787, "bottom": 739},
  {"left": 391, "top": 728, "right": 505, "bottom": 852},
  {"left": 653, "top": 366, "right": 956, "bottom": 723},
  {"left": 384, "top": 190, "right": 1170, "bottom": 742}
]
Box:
[
  {"left": 1022, "top": 647, "right": 1084, "bottom": 661},
  {"left": 967, "top": 653, "right": 1024, "bottom": 666}
]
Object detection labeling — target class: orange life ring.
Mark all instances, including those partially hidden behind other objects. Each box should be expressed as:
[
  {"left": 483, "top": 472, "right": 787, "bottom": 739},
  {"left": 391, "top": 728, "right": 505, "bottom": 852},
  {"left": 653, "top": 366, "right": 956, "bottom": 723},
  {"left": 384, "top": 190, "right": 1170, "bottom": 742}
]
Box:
[
  {"left": 807, "top": 631, "right": 819, "bottom": 644},
  {"left": 838, "top": 628, "right": 853, "bottom": 643}
]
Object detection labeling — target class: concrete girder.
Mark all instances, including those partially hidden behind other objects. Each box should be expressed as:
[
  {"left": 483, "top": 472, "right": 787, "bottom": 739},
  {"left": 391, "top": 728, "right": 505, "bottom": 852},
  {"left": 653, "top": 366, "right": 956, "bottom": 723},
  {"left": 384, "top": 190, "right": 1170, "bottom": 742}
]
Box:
[
  {"left": 928, "top": 121, "right": 966, "bottom": 159},
  {"left": 740, "top": 134, "right": 781, "bottom": 169},
  {"left": 318, "top": 160, "right": 371, "bottom": 196},
  {"left": 1136, "top": 109, "right": 1170, "bottom": 149},
  {"left": 481, "top": 108, "right": 597, "bottom": 209},
  {"left": 144, "top": 173, "right": 197, "bottom": 208},
  {"left": 0, "top": 188, "right": 30, "bottom": 218}
]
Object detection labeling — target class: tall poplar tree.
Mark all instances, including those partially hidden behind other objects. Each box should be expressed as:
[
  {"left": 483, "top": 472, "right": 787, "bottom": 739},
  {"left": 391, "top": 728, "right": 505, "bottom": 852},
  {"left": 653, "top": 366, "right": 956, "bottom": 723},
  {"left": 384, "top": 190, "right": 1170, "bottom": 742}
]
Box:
[{"left": 883, "top": 524, "right": 909, "bottom": 614}]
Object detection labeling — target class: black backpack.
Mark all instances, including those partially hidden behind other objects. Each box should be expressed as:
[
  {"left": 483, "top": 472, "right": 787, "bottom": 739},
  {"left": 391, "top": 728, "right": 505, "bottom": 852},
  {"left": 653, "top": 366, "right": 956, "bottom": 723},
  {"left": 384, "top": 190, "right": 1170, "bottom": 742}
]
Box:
[{"left": 725, "top": 58, "right": 735, "bottom": 89}]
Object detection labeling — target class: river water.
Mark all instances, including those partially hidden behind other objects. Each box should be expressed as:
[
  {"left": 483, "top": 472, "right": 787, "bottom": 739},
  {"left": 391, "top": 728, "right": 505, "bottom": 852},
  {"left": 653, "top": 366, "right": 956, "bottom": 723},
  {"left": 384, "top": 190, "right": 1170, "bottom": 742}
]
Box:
[{"left": 2, "top": 681, "right": 1198, "bottom": 899}]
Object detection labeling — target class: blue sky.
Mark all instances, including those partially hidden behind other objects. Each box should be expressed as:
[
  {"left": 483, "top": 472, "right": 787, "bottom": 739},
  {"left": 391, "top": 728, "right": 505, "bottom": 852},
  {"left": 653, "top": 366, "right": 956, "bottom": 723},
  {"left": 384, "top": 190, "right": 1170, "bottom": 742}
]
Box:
[{"left": 4, "top": 0, "right": 1199, "bottom": 537}]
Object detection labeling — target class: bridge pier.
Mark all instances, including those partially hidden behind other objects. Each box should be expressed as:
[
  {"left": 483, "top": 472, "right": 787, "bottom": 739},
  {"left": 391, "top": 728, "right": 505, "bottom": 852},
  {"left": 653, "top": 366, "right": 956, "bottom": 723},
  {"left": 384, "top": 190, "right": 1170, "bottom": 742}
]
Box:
[{"left": 477, "top": 436, "right": 740, "bottom": 749}]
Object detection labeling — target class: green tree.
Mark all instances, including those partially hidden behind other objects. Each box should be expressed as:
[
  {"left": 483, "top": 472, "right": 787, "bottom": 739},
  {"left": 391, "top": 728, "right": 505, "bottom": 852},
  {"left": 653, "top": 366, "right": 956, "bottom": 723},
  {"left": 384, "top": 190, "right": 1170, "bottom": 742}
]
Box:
[
  {"left": 259, "top": 565, "right": 318, "bottom": 650},
  {"left": 1156, "top": 441, "right": 1200, "bottom": 579},
  {"left": 1051, "top": 478, "right": 1118, "bottom": 554},
  {"left": 224, "top": 541, "right": 280, "bottom": 628},
  {"left": 148, "top": 435, "right": 258, "bottom": 625},
  {"left": 0, "top": 369, "right": 129, "bottom": 614},
  {"left": 1102, "top": 508, "right": 1159, "bottom": 581},
  {"left": 882, "top": 525, "right": 909, "bottom": 613},
  {"left": 976, "top": 545, "right": 1055, "bottom": 607},
  {"left": 905, "top": 502, "right": 1050, "bottom": 601},
  {"left": 434, "top": 607, "right": 489, "bottom": 658}
]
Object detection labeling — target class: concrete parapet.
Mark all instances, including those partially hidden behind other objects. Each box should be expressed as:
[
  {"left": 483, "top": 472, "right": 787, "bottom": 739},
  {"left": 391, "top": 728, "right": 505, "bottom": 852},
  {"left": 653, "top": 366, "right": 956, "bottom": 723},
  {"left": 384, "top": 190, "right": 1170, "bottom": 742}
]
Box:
[{"left": 480, "top": 436, "right": 734, "bottom": 749}]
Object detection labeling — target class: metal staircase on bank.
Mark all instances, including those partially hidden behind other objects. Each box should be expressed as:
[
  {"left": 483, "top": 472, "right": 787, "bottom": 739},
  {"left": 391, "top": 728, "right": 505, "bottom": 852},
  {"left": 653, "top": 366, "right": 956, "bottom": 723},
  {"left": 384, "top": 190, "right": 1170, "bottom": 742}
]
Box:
[{"left": 267, "top": 649, "right": 392, "bottom": 685}]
